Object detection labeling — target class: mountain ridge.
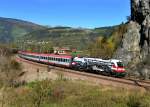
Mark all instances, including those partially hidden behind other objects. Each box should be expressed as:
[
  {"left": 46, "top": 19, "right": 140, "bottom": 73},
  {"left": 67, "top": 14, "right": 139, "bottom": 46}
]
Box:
[{"left": 0, "top": 17, "right": 45, "bottom": 43}]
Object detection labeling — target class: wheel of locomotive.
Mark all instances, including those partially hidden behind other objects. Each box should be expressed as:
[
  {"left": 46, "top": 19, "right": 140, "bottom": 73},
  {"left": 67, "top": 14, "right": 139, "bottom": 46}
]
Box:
[{"left": 101, "top": 64, "right": 111, "bottom": 76}]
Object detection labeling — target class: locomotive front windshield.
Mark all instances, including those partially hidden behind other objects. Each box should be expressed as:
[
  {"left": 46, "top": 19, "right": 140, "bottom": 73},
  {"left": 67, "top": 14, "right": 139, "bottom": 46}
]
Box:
[{"left": 117, "top": 62, "right": 124, "bottom": 67}]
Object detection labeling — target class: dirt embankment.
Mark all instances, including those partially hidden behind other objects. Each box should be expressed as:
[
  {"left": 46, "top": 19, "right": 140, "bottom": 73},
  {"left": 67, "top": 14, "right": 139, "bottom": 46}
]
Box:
[{"left": 16, "top": 58, "right": 58, "bottom": 82}]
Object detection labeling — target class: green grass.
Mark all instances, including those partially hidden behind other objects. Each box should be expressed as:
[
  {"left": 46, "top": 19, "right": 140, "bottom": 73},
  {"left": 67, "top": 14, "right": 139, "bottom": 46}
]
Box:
[{"left": 1, "top": 79, "right": 150, "bottom": 107}]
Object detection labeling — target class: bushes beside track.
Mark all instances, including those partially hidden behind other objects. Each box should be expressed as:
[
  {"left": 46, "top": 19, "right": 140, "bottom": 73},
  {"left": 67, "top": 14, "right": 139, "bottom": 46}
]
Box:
[{"left": 1, "top": 79, "right": 150, "bottom": 107}]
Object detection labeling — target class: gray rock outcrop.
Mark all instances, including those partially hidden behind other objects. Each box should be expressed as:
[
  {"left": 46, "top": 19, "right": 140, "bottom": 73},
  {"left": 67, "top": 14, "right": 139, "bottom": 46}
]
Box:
[
  {"left": 115, "top": 21, "right": 141, "bottom": 65},
  {"left": 131, "top": 0, "right": 150, "bottom": 58},
  {"left": 114, "top": 0, "right": 150, "bottom": 78}
]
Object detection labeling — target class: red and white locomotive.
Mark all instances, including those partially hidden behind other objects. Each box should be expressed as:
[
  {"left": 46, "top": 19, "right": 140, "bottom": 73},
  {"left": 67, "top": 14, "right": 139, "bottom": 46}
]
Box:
[{"left": 18, "top": 51, "right": 126, "bottom": 77}]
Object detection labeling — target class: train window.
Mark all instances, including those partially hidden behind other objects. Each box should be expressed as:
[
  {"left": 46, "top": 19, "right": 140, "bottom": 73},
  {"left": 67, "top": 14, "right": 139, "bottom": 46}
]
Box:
[
  {"left": 117, "top": 62, "right": 124, "bottom": 67},
  {"left": 111, "top": 63, "right": 115, "bottom": 66},
  {"left": 60, "top": 58, "right": 62, "bottom": 62},
  {"left": 48, "top": 57, "right": 50, "bottom": 60},
  {"left": 63, "top": 59, "right": 65, "bottom": 62},
  {"left": 66, "top": 59, "right": 68, "bottom": 62},
  {"left": 68, "top": 59, "right": 70, "bottom": 62},
  {"left": 58, "top": 58, "right": 61, "bottom": 62}
]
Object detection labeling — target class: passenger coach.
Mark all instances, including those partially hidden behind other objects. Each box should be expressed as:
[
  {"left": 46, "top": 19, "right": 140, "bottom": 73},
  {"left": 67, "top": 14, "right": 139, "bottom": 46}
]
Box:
[{"left": 18, "top": 51, "right": 73, "bottom": 68}]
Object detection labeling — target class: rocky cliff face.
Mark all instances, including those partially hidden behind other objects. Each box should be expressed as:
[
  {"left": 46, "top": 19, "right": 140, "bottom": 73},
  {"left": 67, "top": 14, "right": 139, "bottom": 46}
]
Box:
[{"left": 114, "top": 0, "right": 150, "bottom": 79}]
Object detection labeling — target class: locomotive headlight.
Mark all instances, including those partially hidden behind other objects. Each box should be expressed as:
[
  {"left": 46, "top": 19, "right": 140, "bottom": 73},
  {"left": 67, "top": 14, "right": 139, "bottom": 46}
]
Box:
[{"left": 72, "top": 62, "right": 76, "bottom": 65}]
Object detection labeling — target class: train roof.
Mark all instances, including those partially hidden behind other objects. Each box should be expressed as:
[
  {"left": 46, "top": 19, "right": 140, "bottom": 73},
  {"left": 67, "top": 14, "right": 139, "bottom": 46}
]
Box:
[
  {"left": 73, "top": 57, "right": 123, "bottom": 63},
  {"left": 19, "top": 51, "right": 73, "bottom": 58}
]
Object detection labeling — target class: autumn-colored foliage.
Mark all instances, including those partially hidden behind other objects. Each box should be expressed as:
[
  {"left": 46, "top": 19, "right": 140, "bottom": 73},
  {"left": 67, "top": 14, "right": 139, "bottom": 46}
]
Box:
[{"left": 88, "top": 24, "right": 127, "bottom": 58}]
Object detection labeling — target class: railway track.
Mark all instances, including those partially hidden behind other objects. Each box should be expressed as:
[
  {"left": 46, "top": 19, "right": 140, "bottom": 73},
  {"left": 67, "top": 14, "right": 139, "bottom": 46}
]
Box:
[{"left": 16, "top": 56, "right": 150, "bottom": 91}]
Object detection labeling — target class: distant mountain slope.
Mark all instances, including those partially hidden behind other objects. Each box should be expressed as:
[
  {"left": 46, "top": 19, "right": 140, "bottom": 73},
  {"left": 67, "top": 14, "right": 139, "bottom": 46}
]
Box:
[
  {"left": 23, "top": 26, "right": 117, "bottom": 50},
  {"left": 0, "top": 17, "right": 45, "bottom": 43}
]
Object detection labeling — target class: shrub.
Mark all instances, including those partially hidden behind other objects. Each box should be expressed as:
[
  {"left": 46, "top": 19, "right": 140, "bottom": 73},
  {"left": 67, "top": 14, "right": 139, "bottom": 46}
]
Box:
[
  {"left": 2, "top": 79, "right": 150, "bottom": 107},
  {"left": 0, "top": 56, "right": 22, "bottom": 87}
]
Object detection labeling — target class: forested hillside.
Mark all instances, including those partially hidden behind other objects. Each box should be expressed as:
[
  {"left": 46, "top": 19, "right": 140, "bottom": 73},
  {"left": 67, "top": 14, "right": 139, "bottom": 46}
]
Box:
[
  {"left": 22, "top": 26, "right": 117, "bottom": 50},
  {"left": 0, "top": 17, "right": 124, "bottom": 58},
  {"left": 0, "top": 17, "right": 45, "bottom": 43}
]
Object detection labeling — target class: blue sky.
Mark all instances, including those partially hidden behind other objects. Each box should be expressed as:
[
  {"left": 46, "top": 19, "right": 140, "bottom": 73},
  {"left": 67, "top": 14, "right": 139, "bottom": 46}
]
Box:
[{"left": 0, "top": 0, "right": 130, "bottom": 28}]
